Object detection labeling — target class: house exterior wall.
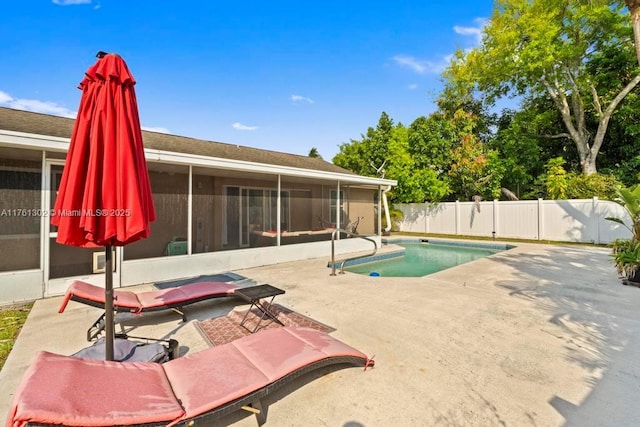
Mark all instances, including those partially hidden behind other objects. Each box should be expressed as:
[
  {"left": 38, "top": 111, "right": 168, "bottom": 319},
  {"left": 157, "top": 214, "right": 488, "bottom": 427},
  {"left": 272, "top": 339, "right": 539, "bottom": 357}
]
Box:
[
  {"left": 0, "top": 146, "right": 385, "bottom": 306},
  {"left": 344, "top": 187, "right": 376, "bottom": 234}
]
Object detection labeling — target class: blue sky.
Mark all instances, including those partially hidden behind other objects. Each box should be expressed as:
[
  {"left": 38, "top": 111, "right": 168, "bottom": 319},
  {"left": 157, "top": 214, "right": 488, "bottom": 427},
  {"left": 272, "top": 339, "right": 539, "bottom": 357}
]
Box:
[{"left": 1, "top": 0, "right": 493, "bottom": 160}]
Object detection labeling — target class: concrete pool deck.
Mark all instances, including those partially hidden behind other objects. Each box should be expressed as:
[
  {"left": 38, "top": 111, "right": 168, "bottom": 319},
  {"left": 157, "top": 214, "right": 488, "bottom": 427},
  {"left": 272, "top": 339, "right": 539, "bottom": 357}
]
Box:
[{"left": 2, "top": 239, "right": 640, "bottom": 426}]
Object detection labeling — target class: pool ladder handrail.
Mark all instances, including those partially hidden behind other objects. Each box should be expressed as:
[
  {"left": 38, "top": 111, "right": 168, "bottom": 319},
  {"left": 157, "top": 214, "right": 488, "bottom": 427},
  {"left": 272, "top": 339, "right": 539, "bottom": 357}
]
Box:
[{"left": 330, "top": 228, "right": 378, "bottom": 276}]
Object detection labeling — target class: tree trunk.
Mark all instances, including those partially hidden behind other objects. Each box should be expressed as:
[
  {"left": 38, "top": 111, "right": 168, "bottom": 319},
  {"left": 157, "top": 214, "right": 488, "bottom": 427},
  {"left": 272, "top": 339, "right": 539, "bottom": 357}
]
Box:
[
  {"left": 626, "top": 1, "right": 640, "bottom": 65},
  {"left": 544, "top": 66, "right": 640, "bottom": 176},
  {"left": 582, "top": 151, "right": 598, "bottom": 175}
]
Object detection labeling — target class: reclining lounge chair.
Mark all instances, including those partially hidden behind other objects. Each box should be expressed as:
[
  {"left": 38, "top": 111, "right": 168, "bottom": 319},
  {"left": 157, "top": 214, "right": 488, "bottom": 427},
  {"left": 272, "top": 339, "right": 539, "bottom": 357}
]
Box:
[
  {"left": 6, "top": 327, "right": 375, "bottom": 427},
  {"left": 58, "top": 280, "right": 238, "bottom": 339}
]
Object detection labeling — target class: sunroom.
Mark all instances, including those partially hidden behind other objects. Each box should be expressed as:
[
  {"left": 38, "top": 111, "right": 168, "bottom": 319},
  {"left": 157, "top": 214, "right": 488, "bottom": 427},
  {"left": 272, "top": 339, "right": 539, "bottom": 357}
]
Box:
[{"left": 0, "top": 107, "right": 396, "bottom": 305}]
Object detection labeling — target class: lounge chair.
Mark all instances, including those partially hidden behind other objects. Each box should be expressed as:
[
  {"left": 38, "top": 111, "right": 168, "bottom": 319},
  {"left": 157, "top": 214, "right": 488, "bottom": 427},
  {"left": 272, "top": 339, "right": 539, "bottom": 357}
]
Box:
[
  {"left": 6, "top": 327, "right": 375, "bottom": 427},
  {"left": 58, "top": 280, "right": 238, "bottom": 340}
]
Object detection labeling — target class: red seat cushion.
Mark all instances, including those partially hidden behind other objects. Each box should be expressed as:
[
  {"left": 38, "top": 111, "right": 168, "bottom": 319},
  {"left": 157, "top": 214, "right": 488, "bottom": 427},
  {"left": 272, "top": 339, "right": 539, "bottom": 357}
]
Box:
[
  {"left": 7, "top": 351, "right": 184, "bottom": 427},
  {"left": 7, "top": 328, "right": 371, "bottom": 427},
  {"left": 162, "top": 327, "right": 368, "bottom": 421},
  {"left": 59, "top": 280, "right": 237, "bottom": 313},
  {"left": 135, "top": 281, "right": 236, "bottom": 309},
  {"left": 58, "top": 280, "right": 142, "bottom": 313}
]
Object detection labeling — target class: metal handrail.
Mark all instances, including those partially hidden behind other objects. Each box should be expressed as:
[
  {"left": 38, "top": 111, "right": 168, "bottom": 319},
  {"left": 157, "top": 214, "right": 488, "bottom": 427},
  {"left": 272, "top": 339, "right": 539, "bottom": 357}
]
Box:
[{"left": 330, "top": 228, "right": 378, "bottom": 276}]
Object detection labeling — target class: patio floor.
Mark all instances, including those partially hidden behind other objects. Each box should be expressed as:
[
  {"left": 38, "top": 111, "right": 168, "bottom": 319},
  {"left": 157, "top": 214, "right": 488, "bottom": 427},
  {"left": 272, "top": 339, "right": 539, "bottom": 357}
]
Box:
[{"left": 2, "top": 239, "right": 640, "bottom": 426}]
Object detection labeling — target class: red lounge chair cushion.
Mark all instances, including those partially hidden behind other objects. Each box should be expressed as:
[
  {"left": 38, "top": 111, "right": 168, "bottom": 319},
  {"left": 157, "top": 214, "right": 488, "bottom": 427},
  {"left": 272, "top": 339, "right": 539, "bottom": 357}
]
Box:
[
  {"left": 163, "top": 327, "right": 368, "bottom": 420},
  {"left": 58, "top": 280, "right": 236, "bottom": 313},
  {"left": 134, "top": 281, "right": 235, "bottom": 309},
  {"left": 7, "top": 328, "right": 372, "bottom": 427},
  {"left": 7, "top": 351, "right": 184, "bottom": 427},
  {"left": 58, "top": 281, "right": 142, "bottom": 313}
]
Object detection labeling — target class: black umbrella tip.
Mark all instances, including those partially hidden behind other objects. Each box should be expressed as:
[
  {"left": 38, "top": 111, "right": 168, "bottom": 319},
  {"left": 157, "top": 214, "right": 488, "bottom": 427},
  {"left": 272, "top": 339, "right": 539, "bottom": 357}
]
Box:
[{"left": 96, "top": 51, "right": 109, "bottom": 58}]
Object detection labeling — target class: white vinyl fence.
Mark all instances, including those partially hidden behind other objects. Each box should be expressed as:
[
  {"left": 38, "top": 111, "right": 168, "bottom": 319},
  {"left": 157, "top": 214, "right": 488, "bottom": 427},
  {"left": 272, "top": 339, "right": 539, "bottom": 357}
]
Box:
[{"left": 396, "top": 198, "right": 631, "bottom": 245}]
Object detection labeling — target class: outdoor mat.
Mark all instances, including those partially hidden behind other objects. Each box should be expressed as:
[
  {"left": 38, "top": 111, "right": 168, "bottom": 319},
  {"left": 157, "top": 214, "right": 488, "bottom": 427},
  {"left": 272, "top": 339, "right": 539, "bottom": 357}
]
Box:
[{"left": 195, "top": 304, "right": 335, "bottom": 347}]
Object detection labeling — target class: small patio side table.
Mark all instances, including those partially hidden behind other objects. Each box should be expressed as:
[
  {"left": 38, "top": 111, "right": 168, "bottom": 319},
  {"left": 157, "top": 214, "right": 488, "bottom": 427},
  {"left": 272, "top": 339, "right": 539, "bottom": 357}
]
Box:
[{"left": 235, "top": 284, "right": 286, "bottom": 333}]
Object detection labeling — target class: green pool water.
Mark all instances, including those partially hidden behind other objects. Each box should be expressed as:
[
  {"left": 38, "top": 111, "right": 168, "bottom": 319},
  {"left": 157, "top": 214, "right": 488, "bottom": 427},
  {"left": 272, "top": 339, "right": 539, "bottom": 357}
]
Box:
[{"left": 345, "top": 242, "right": 503, "bottom": 277}]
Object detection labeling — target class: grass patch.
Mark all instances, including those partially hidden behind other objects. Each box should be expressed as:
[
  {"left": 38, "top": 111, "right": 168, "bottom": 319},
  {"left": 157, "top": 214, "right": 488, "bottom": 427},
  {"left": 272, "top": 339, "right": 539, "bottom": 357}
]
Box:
[{"left": 0, "top": 303, "right": 33, "bottom": 371}]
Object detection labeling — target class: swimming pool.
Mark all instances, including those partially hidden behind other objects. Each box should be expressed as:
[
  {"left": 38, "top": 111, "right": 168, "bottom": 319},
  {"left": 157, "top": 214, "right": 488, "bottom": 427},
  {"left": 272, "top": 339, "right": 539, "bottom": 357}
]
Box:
[{"left": 343, "top": 239, "right": 510, "bottom": 277}]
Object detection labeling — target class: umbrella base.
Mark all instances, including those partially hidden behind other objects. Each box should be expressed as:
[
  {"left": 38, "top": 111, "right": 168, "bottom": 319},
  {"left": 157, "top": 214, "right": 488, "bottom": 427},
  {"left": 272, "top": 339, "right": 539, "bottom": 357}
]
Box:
[{"left": 72, "top": 336, "right": 179, "bottom": 363}]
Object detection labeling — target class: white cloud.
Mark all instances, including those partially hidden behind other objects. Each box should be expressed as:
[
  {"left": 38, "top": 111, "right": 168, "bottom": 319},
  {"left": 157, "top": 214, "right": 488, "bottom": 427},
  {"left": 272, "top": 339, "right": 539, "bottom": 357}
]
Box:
[
  {"left": 408, "top": 84, "right": 418, "bottom": 90},
  {"left": 392, "top": 17, "right": 486, "bottom": 76},
  {"left": 392, "top": 55, "right": 448, "bottom": 74},
  {"left": 290, "top": 94, "right": 315, "bottom": 104},
  {"left": 52, "top": 0, "right": 92, "bottom": 5},
  {"left": 232, "top": 122, "right": 258, "bottom": 131},
  {"left": 0, "top": 90, "right": 76, "bottom": 118},
  {"left": 453, "top": 18, "right": 487, "bottom": 45},
  {"left": 0, "top": 90, "right": 12, "bottom": 104},
  {"left": 0, "top": 90, "right": 167, "bottom": 133}
]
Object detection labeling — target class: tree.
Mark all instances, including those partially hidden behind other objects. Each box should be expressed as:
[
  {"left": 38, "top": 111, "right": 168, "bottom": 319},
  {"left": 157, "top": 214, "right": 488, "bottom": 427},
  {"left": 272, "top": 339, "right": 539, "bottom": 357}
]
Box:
[
  {"left": 445, "top": 0, "right": 640, "bottom": 175},
  {"left": 541, "top": 157, "right": 619, "bottom": 199},
  {"left": 333, "top": 112, "right": 395, "bottom": 177},
  {"left": 385, "top": 125, "right": 450, "bottom": 203},
  {"left": 624, "top": 0, "right": 640, "bottom": 64},
  {"left": 308, "top": 147, "right": 323, "bottom": 159},
  {"left": 447, "top": 111, "right": 505, "bottom": 200},
  {"left": 333, "top": 112, "right": 451, "bottom": 203},
  {"left": 407, "top": 114, "right": 455, "bottom": 175},
  {"left": 585, "top": 31, "right": 640, "bottom": 183},
  {"left": 332, "top": 138, "right": 371, "bottom": 176},
  {"left": 369, "top": 111, "right": 395, "bottom": 171},
  {"left": 490, "top": 109, "right": 545, "bottom": 198}
]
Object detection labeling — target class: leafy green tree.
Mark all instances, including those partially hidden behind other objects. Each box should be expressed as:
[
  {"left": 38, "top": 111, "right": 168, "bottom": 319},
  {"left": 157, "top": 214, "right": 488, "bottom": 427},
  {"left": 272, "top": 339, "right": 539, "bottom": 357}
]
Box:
[
  {"left": 334, "top": 112, "right": 452, "bottom": 203},
  {"left": 541, "top": 157, "right": 619, "bottom": 199},
  {"left": 407, "top": 114, "right": 454, "bottom": 176},
  {"left": 369, "top": 111, "right": 395, "bottom": 172},
  {"left": 445, "top": 0, "right": 640, "bottom": 175},
  {"left": 436, "top": 85, "right": 498, "bottom": 142},
  {"left": 308, "top": 147, "right": 323, "bottom": 159},
  {"left": 333, "top": 112, "right": 395, "bottom": 178},
  {"left": 447, "top": 110, "right": 505, "bottom": 200},
  {"left": 595, "top": 89, "right": 640, "bottom": 185},
  {"left": 544, "top": 157, "right": 570, "bottom": 199},
  {"left": 385, "top": 125, "right": 450, "bottom": 202},
  {"left": 333, "top": 139, "right": 371, "bottom": 176},
  {"left": 584, "top": 35, "right": 640, "bottom": 184},
  {"left": 489, "top": 109, "right": 544, "bottom": 198}
]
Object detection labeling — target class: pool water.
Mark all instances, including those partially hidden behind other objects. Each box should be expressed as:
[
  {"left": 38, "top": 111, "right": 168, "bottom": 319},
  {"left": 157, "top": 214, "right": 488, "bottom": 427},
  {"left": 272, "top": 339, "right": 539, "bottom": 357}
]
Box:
[{"left": 344, "top": 242, "right": 504, "bottom": 277}]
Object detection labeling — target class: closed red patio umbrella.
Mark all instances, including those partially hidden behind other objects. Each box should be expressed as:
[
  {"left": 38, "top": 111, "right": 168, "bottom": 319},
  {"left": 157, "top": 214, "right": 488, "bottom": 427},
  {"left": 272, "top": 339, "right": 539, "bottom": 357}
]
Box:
[{"left": 52, "top": 52, "right": 155, "bottom": 360}]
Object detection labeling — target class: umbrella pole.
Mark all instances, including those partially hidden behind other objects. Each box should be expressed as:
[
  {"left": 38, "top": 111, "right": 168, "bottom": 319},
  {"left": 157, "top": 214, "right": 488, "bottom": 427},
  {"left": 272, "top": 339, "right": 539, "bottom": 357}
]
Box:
[{"left": 104, "top": 244, "right": 115, "bottom": 361}]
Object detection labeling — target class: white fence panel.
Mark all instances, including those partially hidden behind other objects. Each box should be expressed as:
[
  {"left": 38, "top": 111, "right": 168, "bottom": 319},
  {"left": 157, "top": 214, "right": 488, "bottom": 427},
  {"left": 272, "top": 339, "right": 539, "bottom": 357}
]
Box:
[
  {"left": 458, "top": 201, "right": 494, "bottom": 236},
  {"left": 597, "top": 201, "right": 631, "bottom": 243},
  {"left": 399, "top": 203, "right": 428, "bottom": 233},
  {"left": 497, "top": 200, "right": 539, "bottom": 240},
  {"left": 542, "top": 199, "right": 596, "bottom": 243},
  {"left": 396, "top": 198, "right": 633, "bottom": 244},
  {"left": 425, "top": 202, "right": 457, "bottom": 235}
]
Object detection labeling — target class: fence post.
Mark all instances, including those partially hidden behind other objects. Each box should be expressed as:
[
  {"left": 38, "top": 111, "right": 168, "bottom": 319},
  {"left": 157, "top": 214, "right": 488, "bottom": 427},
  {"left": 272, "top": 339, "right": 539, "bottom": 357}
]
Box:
[
  {"left": 537, "top": 198, "right": 544, "bottom": 240},
  {"left": 493, "top": 199, "right": 498, "bottom": 239},
  {"left": 593, "top": 196, "right": 599, "bottom": 244},
  {"left": 455, "top": 200, "right": 460, "bottom": 235},
  {"left": 424, "top": 203, "right": 429, "bottom": 234}
]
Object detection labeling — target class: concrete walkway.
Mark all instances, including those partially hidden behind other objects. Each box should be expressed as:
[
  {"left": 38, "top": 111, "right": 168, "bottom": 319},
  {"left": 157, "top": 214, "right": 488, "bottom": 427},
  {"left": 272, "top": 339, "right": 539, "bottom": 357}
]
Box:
[{"left": 2, "top": 240, "right": 640, "bottom": 426}]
